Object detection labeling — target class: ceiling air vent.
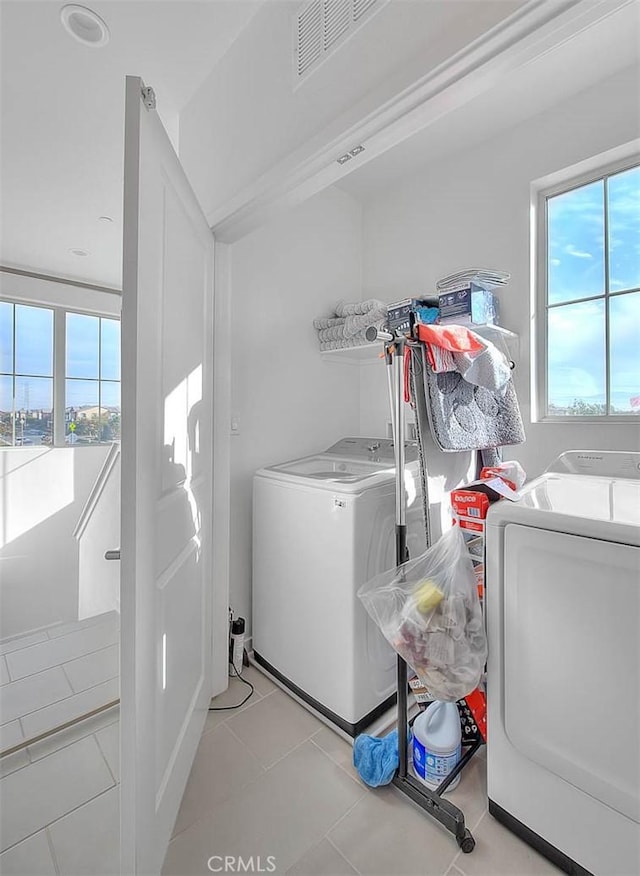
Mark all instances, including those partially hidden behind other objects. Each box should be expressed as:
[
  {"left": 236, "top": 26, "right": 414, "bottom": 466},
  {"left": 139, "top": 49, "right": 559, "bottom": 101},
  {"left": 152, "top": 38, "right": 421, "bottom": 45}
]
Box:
[
  {"left": 324, "top": 0, "right": 350, "bottom": 50},
  {"left": 296, "top": 0, "right": 387, "bottom": 82},
  {"left": 353, "top": 0, "right": 378, "bottom": 20},
  {"left": 297, "top": 0, "right": 323, "bottom": 78}
]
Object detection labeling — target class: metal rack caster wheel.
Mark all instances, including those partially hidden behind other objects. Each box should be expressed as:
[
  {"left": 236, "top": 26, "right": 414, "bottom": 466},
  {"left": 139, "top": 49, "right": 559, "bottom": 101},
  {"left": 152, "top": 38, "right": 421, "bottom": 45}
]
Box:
[{"left": 458, "top": 830, "right": 475, "bottom": 853}]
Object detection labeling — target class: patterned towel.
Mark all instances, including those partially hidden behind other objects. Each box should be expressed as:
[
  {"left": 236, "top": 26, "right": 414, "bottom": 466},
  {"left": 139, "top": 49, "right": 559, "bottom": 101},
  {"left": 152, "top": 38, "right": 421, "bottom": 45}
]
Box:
[{"left": 409, "top": 343, "right": 525, "bottom": 452}]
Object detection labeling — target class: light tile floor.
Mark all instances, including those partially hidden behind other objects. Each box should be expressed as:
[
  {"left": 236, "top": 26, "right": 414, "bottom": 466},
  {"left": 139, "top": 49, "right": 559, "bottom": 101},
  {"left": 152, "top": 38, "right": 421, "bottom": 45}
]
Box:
[
  {"left": 0, "top": 612, "right": 121, "bottom": 875},
  {"left": 164, "top": 666, "right": 563, "bottom": 876},
  {"left": 0, "top": 612, "right": 120, "bottom": 752},
  {"left": 1, "top": 664, "right": 564, "bottom": 875},
  {"left": 0, "top": 705, "right": 120, "bottom": 875}
]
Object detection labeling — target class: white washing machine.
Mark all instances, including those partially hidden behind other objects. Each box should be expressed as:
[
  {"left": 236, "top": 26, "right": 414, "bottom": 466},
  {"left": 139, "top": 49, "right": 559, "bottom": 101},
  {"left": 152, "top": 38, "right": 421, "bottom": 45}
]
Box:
[
  {"left": 486, "top": 450, "right": 640, "bottom": 876},
  {"left": 252, "top": 437, "right": 426, "bottom": 736}
]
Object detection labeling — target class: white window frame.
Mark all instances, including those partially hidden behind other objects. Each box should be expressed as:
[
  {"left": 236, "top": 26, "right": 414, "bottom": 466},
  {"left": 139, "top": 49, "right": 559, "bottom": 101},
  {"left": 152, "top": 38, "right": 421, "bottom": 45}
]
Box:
[
  {"left": 0, "top": 297, "right": 121, "bottom": 448},
  {"left": 534, "top": 151, "right": 640, "bottom": 424}
]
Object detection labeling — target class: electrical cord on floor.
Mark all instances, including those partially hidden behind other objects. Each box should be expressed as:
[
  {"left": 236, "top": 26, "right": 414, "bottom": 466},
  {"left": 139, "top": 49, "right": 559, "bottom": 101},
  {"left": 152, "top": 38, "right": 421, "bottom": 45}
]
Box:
[{"left": 208, "top": 661, "right": 255, "bottom": 711}]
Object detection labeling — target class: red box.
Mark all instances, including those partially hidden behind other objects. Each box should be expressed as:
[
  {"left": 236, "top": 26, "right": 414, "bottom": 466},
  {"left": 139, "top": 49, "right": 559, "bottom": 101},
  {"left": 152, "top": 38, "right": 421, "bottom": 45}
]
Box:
[
  {"left": 451, "top": 490, "right": 491, "bottom": 519},
  {"left": 457, "top": 516, "right": 484, "bottom": 533}
]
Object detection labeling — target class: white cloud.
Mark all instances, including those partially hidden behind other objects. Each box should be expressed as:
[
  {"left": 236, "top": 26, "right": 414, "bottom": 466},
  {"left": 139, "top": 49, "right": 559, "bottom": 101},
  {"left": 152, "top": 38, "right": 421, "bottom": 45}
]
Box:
[{"left": 564, "top": 244, "right": 593, "bottom": 259}]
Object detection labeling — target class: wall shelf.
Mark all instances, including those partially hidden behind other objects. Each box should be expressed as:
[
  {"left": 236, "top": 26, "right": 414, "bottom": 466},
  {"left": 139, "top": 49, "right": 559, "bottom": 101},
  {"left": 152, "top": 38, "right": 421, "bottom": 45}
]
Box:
[
  {"left": 319, "top": 325, "right": 519, "bottom": 365},
  {"left": 320, "top": 343, "right": 384, "bottom": 364},
  {"left": 470, "top": 324, "right": 518, "bottom": 341}
]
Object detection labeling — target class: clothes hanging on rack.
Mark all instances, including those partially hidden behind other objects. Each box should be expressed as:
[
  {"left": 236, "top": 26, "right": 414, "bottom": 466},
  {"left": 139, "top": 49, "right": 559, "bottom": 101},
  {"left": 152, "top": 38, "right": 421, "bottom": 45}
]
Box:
[{"left": 408, "top": 341, "right": 525, "bottom": 455}]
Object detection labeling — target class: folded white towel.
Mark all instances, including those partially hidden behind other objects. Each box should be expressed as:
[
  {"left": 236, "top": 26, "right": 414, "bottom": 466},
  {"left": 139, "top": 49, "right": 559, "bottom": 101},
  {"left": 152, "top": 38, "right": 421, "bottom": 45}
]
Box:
[
  {"left": 312, "top": 316, "right": 346, "bottom": 330},
  {"left": 319, "top": 334, "right": 375, "bottom": 352},
  {"left": 437, "top": 269, "right": 510, "bottom": 292},
  {"left": 334, "top": 298, "right": 387, "bottom": 318}
]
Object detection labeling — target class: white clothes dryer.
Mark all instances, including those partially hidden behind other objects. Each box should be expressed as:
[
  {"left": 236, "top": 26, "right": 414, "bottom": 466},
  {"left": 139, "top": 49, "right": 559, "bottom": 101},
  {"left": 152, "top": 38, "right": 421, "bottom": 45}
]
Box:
[
  {"left": 252, "top": 437, "right": 426, "bottom": 736},
  {"left": 486, "top": 450, "right": 640, "bottom": 876}
]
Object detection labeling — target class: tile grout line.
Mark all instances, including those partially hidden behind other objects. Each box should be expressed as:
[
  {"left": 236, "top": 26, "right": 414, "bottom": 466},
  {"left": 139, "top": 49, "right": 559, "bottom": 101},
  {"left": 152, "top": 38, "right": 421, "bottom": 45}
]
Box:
[
  {"left": 94, "top": 727, "right": 118, "bottom": 785},
  {"left": 201, "top": 699, "right": 261, "bottom": 733},
  {"left": 44, "top": 826, "right": 61, "bottom": 876},
  {"left": 321, "top": 791, "right": 369, "bottom": 852},
  {"left": 0, "top": 613, "right": 117, "bottom": 651},
  {"left": 0, "top": 655, "right": 12, "bottom": 686},
  {"left": 5, "top": 676, "right": 120, "bottom": 727},
  {"left": 0, "top": 781, "right": 118, "bottom": 855},
  {"left": 3, "top": 618, "right": 118, "bottom": 651},
  {"left": 308, "top": 736, "right": 359, "bottom": 785},
  {"left": 59, "top": 662, "right": 75, "bottom": 693},
  {"left": 218, "top": 681, "right": 268, "bottom": 715},
  {"left": 449, "top": 806, "right": 487, "bottom": 873},
  {"left": 168, "top": 720, "right": 269, "bottom": 844},
  {"left": 5, "top": 638, "right": 120, "bottom": 685},
  {"left": 258, "top": 727, "right": 326, "bottom": 773},
  {"left": 325, "top": 834, "right": 362, "bottom": 875},
  {"left": 27, "top": 707, "right": 120, "bottom": 758},
  {"left": 1, "top": 708, "right": 119, "bottom": 778}
]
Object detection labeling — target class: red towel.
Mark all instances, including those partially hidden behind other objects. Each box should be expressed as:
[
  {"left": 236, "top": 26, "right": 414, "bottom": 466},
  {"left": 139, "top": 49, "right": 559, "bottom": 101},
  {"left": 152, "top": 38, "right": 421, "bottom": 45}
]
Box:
[{"left": 415, "top": 323, "right": 484, "bottom": 353}]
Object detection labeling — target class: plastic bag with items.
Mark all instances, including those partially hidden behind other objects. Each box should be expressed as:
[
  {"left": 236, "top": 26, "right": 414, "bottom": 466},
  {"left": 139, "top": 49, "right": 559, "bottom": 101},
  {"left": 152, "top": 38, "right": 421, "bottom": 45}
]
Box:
[{"left": 357, "top": 525, "right": 487, "bottom": 702}]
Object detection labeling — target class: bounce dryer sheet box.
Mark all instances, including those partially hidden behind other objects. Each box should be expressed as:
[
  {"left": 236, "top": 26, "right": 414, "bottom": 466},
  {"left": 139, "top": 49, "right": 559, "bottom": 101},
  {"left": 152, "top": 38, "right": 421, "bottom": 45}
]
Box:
[
  {"left": 438, "top": 283, "right": 499, "bottom": 326},
  {"left": 451, "top": 490, "right": 491, "bottom": 520}
]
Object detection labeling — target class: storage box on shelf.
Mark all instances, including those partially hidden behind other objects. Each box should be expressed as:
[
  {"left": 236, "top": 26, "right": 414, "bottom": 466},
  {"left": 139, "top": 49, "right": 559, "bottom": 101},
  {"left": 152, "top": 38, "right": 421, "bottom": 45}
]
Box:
[{"left": 451, "top": 488, "right": 496, "bottom": 603}]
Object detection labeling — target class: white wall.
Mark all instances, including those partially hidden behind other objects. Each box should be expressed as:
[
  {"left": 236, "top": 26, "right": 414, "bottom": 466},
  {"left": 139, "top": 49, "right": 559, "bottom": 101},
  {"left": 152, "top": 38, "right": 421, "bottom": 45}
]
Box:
[
  {"left": 229, "top": 186, "right": 363, "bottom": 634},
  {"left": 359, "top": 65, "right": 640, "bottom": 479},
  {"left": 78, "top": 453, "right": 120, "bottom": 621},
  {"left": 179, "top": 0, "right": 525, "bottom": 223},
  {"left": 0, "top": 445, "right": 111, "bottom": 639},
  {"left": 0, "top": 272, "right": 120, "bottom": 640}
]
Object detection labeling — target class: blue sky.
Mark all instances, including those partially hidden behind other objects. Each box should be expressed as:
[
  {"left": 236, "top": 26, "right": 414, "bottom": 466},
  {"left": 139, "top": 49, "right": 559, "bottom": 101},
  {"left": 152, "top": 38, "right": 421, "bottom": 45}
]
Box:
[
  {"left": 0, "top": 306, "right": 120, "bottom": 412},
  {"left": 547, "top": 165, "right": 639, "bottom": 411}
]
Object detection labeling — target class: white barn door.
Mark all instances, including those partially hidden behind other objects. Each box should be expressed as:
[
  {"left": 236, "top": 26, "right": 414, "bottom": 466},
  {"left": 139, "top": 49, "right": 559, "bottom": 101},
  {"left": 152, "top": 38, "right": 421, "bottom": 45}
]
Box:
[{"left": 120, "top": 76, "right": 215, "bottom": 874}]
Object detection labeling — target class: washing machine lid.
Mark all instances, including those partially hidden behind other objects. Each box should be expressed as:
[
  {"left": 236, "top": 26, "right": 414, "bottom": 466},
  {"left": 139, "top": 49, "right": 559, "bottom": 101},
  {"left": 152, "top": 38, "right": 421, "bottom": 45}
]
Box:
[
  {"left": 255, "top": 438, "right": 418, "bottom": 493},
  {"left": 487, "top": 451, "right": 640, "bottom": 546}
]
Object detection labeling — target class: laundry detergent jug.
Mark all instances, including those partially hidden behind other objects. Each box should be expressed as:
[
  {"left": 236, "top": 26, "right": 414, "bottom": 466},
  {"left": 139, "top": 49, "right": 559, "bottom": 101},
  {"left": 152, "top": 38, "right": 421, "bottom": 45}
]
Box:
[{"left": 412, "top": 700, "right": 461, "bottom": 791}]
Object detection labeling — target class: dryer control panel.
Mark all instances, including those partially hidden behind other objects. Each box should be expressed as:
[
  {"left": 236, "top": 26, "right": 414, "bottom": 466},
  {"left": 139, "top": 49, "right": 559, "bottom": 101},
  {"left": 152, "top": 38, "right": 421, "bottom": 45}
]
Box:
[{"left": 546, "top": 450, "right": 640, "bottom": 480}]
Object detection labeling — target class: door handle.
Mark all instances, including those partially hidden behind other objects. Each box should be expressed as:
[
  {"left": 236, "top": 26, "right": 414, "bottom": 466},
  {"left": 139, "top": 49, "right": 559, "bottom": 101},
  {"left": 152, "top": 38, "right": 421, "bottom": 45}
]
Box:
[{"left": 105, "top": 550, "right": 121, "bottom": 560}]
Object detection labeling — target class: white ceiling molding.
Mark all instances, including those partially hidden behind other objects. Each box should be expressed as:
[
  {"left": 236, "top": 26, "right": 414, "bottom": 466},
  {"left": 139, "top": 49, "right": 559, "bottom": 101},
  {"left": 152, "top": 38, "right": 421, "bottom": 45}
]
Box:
[
  {"left": 212, "top": 0, "right": 636, "bottom": 243},
  {"left": 0, "top": 267, "right": 121, "bottom": 315}
]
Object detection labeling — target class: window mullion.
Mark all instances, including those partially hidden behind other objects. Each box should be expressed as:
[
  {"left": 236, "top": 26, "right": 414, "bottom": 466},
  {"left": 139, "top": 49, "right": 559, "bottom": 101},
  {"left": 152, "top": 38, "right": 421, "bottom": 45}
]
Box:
[
  {"left": 12, "top": 303, "right": 16, "bottom": 446},
  {"left": 53, "top": 309, "right": 66, "bottom": 446},
  {"left": 603, "top": 176, "right": 611, "bottom": 414},
  {"left": 98, "top": 317, "right": 102, "bottom": 438}
]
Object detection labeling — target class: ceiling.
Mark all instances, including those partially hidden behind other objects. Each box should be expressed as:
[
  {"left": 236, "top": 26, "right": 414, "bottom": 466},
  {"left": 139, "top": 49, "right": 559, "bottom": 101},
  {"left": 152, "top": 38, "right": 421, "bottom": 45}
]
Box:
[
  {"left": 0, "top": 0, "right": 264, "bottom": 289},
  {"left": 2, "top": 2, "right": 638, "bottom": 291},
  {"left": 338, "top": 1, "right": 640, "bottom": 200}
]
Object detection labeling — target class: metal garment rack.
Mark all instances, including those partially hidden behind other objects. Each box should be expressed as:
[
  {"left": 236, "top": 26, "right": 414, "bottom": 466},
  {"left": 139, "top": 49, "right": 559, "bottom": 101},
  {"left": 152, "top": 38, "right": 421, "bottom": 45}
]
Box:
[{"left": 370, "top": 326, "right": 479, "bottom": 855}]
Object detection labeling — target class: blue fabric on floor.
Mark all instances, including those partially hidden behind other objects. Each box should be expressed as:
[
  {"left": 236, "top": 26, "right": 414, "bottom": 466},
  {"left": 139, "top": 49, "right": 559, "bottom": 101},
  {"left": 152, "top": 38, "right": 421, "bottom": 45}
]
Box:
[{"left": 353, "top": 728, "right": 406, "bottom": 787}]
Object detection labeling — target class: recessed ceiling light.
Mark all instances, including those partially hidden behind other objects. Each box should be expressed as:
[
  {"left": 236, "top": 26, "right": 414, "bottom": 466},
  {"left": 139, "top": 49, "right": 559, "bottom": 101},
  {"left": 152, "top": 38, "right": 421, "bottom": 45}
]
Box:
[
  {"left": 60, "top": 5, "right": 110, "bottom": 48},
  {"left": 69, "top": 248, "right": 90, "bottom": 257},
  {"left": 98, "top": 215, "right": 113, "bottom": 223}
]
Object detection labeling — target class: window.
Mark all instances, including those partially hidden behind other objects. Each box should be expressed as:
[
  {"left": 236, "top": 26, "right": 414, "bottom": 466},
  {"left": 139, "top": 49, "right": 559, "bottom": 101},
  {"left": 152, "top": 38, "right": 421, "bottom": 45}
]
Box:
[
  {"left": 0, "top": 301, "right": 120, "bottom": 447},
  {"left": 539, "top": 159, "right": 640, "bottom": 419},
  {"left": 1, "top": 302, "right": 54, "bottom": 446},
  {"left": 66, "top": 313, "right": 121, "bottom": 445}
]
